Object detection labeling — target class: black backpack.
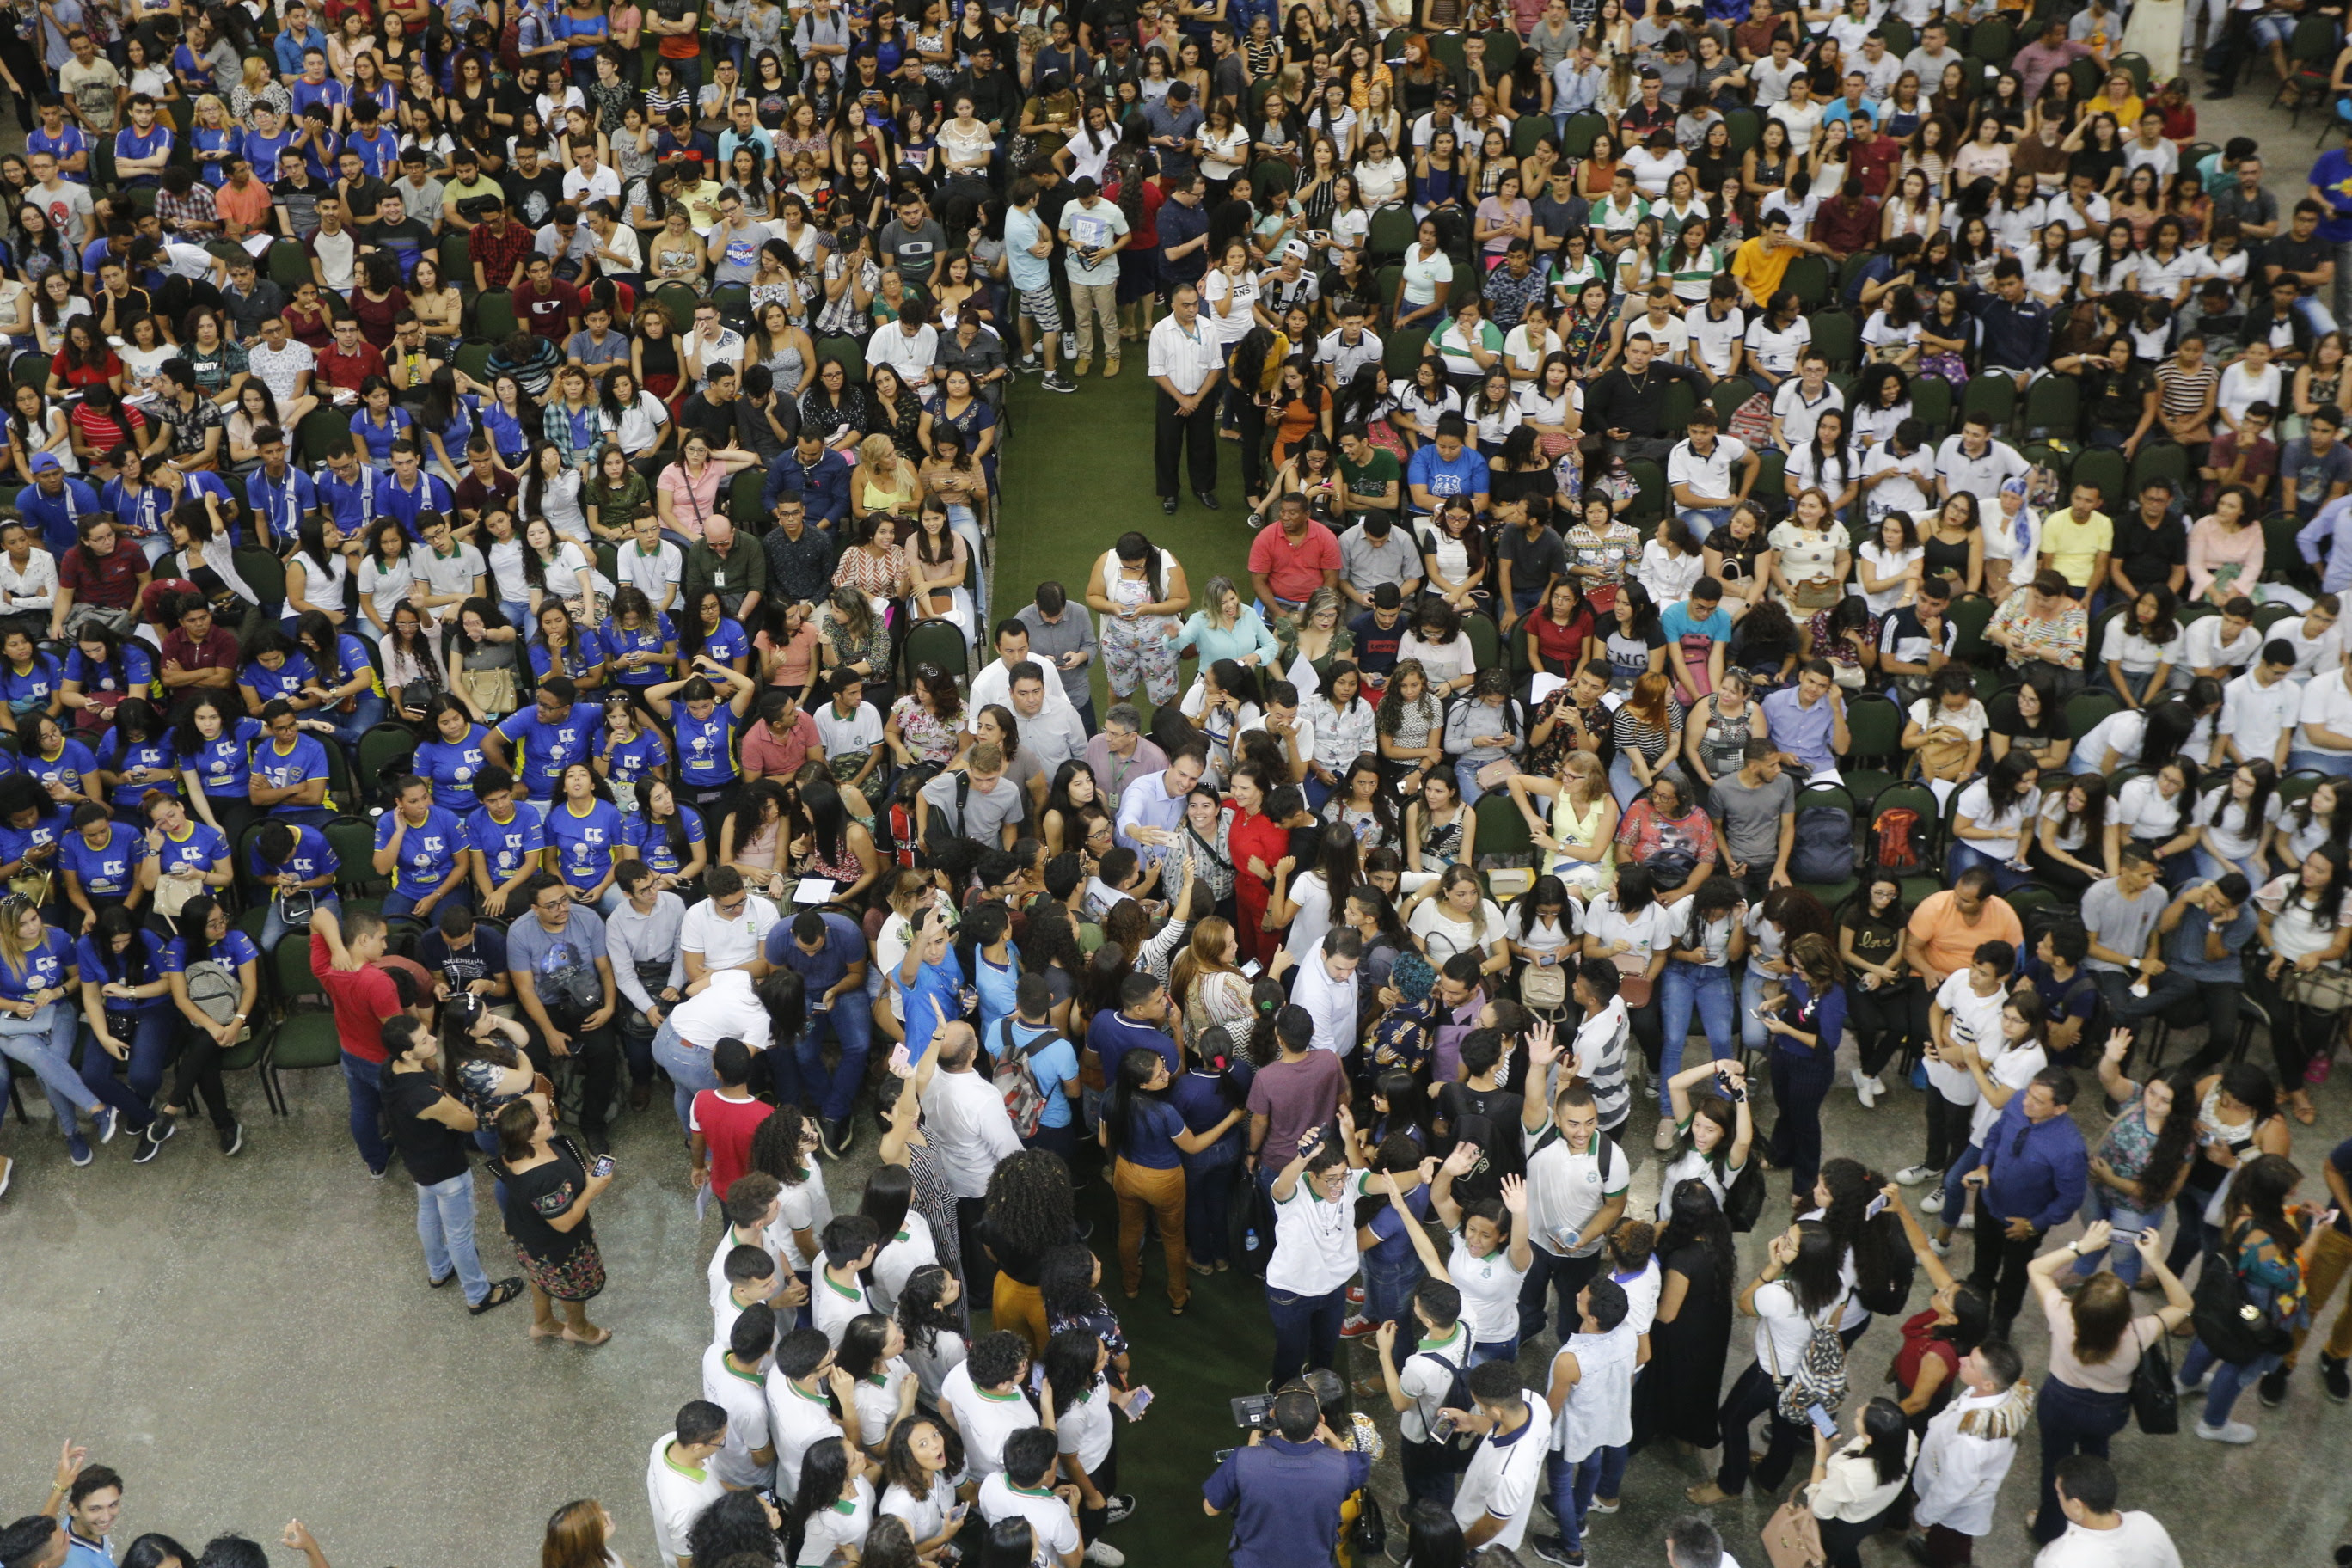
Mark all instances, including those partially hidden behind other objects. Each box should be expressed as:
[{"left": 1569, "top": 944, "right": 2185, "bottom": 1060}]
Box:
[
  {"left": 1789, "top": 803, "right": 1855, "bottom": 885},
  {"left": 1853, "top": 1214, "right": 1918, "bottom": 1316}
]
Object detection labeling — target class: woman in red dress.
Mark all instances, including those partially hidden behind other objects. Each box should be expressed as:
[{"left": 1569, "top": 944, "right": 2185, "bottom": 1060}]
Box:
[{"left": 1222, "top": 759, "right": 1290, "bottom": 968}]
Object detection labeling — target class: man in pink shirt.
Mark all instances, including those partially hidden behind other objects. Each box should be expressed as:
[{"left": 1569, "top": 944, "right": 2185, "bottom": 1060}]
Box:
[
  {"left": 1246, "top": 493, "right": 1342, "bottom": 616},
  {"left": 2012, "top": 19, "right": 2092, "bottom": 103},
  {"left": 740, "top": 689, "right": 822, "bottom": 781}
]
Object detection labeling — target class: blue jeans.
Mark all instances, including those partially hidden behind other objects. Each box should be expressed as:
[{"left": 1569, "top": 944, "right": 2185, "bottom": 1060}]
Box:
[
  {"left": 502, "top": 599, "right": 533, "bottom": 635},
  {"left": 1361, "top": 1240, "right": 1423, "bottom": 1326},
  {"left": 1455, "top": 756, "right": 1504, "bottom": 805},
  {"left": 322, "top": 691, "right": 387, "bottom": 752},
  {"left": 415, "top": 1167, "right": 494, "bottom": 1304},
  {"left": 1657, "top": 959, "right": 1734, "bottom": 1113},
  {"left": 2074, "top": 1185, "right": 2168, "bottom": 1285},
  {"left": 652, "top": 1017, "right": 722, "bottom": 1132},
  {"left": 1678, "top": 506, "right": 1731, "bottom": 538},
  {"left": 796, "top": 998, "right": 873, "bottom": 1123},
  {"left": 0, "top": 1004, "right": 103, "bottom": 1130},
  {"left": 2287, "top": 747, "right": 2352, "bottom": 776},
  {"left": 341, "top": 1050, "right": 390, "bottom": 1173},
  {"left": 1738, "top": 963, "right": 1773, "bottom": 1057},
  {"left": 2182, "top": 1338, "right": 2282, "bottom": 1425},
  {"left": 1266, "top": 1281, "right": 1347, "bottom": 1385},
  {"left": 383, "top": 884, "right": 472, "bottom": 921},
  {"left": 1469, "top": 1336, "right": 1521, "bottom": 1365},
  {"left": 2194, "top": 846, "right": 2268, "bottom": 888},
  {"left": 81, "top": 1011, "right": 174, "bottom": 1102},
  {"left": 260, "top": 892, "right": 340, "bottom": 953},
  {"left": 1939, "top": 1141, "right": 1985, "bottom": 1221},
  {"left": 1945, "top": 839, "right": 2036, "bottom": 893},
  {"left": 1547, "top": 1448, "right": 1608, "bottom": 1554},
  {"left": 1516, "top": 1246, "right": 1603, "bottom": 1344},
  {"left": 2030, "top": 1378, "right": 2129, "bottom": 1544}
]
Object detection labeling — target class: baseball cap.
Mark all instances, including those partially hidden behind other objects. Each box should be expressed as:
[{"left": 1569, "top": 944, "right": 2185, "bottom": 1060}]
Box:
[{"left": 29, "top": 454, "right": 59, "bottom": 473}]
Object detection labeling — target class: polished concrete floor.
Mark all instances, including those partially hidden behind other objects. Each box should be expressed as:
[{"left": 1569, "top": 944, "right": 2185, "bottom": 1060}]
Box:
[{"left": 6, "top": 1020, "right": 2352, "bottom": 1568}]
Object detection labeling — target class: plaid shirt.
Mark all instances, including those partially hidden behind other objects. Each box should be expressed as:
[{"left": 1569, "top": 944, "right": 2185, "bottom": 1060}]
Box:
[
  {"left": 542, "top": 399, "right": 599, "bottom": 470},
  {"left": 468, "top": 218, "right": 536, "bottom": 290},
  {"left": 155, "top": 181, "right": 217, "bottom": 239}
]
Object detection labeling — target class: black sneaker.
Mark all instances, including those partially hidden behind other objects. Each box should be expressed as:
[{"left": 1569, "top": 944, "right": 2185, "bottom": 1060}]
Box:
[
  {"left": 2259, "top": 1366, "right": 2290, "bottom": 1406},
  {"left": 132, "top": 1125, "right": 165, "bottom": 1165},
  {"left": 218, "top": 1121, "right": 243, "bottom": 1156},
  {"left": 1529, "top": 1534, "right": 1585, "bottom": 1567},
  {"left": 2323, "top": 1354, "right": 2349, "bottom": 1403},
  {"left": 1043, "top": 373, "right": 1077, "bottom": 394},
  {"left": 1100, "top": 1495, "right": 1136, "bottom": 1526}
]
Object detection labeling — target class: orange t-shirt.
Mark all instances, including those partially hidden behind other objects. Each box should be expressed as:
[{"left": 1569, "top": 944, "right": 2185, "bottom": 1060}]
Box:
[{"left": 1904, "top": 891, "right": 2025, "bottom": 981}]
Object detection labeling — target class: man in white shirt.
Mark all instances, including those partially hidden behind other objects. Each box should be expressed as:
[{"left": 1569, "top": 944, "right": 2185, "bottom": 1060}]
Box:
[
  {"left": 1935, "top": 417, "right": 2031, "bottom": 510},
  {"left": 940, "top": 1330, "right": 1038, "bottom": 1481},
  {"left": 2184, "top": 596, "right": 2261, "bottom": 678},
  {"left": 919, "top": 1023, "right": 1024, "bottom": 1284},
  {"left": 973, "top": 618, "right": 1081, "bottom": 717},
  {"left": 1449, "top": 1362, "right": 1549, "bottom": 1555},
  {"left": 1530, "top": 1277, "right": 1638, "bottom": 1567},
  {"left": 1148, "top": 283, "right": 1225, "bottom": 510},
  {"left": 2292, "top": 643, "right": 2352, "bottom": 774},
  {"left": 2215, "top": 640, "right": 2302, "bottom": 768},
  {"left": 1373, "top": 1283, "right": 1473, "bottom": 1506},
  {"left": 645, "top": 1402, "right": 729, "bottom": 1568},
  {"left": 1663, "top": 1516, "right": 1741, "bottom": 1568},
  {"left": 1749, "top": 34, "right": 1804, "bottom": 104},
  {"left": 867, "top": 301, "right": 943, "bottom": 387},
  {"left": 2034, "top": 1455, "right": 2183, "bottom": 1568},
  {"left": 561, "top": 142, "right": 622, "bottom": 208},
  {"left": 976, "top": 1429, "right": 1083, "bottom": 1568},
  {"left": 1007, "top": 660, "right": 1090, "bottom": 781},
  {"left": 1666, "top": 405, "right": 1758, "bottom": 536},
  {"left": 2278, "top": 595, "right": 2343, "bottom": 675},
  {"left": 678, "top": 867, "right": 780, "bottom": 993},
  {"left": 765, "top": 1326, "right": 857, "bottom": 1496},
  {"left": 1683, "top": 287, "right": 1747, "bottom": 380},
  {"left": 1517, "top": 1058, "right": 1630, "bottom": 1344},
  {"left": 1911, "top": 1343, "right": 2031, "bottom": 1560},
  {"left": 1769, "top": 352, "right": 1845, "bottom": 452},
  {"left": 1897, "top": 939, "right": 2012, "bottom": 1187},
  {"left": 1284, "top": 928, "right": 1363, "bottom": 1056},
  {"left": 701, "top": 1305, "right": 778, "bottom": 1491},
  {"left": 1316, "top": 297, "right": 1386, "bottom": 387}
]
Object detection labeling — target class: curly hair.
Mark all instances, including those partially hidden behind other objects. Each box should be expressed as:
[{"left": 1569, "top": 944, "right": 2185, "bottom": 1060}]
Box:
[{"left": 982, "top": 1148, "right": 1075, "bottom": 1261}]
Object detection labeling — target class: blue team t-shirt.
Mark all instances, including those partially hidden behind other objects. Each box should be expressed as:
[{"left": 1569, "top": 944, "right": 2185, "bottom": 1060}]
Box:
[
  {"left": 544, "top": 797, "right": 625, "bottom": 889},
  {"left": 622, "top": 805, "right": 705, "bottom": 876},
  {"left": 375, "top": 805, "right": 472, "bottom": 891}
]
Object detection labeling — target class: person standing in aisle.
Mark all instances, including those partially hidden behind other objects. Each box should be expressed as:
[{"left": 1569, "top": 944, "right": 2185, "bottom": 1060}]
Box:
[
  {"left": 382, "top": 1012, "right": 524, "bottom": 1315},
  {"left": 1148, "top": 285, "right": 1223, "bottom": 514}
]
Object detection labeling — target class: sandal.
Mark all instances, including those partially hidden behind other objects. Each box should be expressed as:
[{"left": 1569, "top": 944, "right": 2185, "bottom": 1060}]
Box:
[
  {"left": 563, "top": 1325, "right": 613, "bottom": 1346},
  {"left": 469, "top": 1278, "right": 526, "bottom": 1315},
  {"left": 529, "top": 1320, "right": 565, "bottom": 1341}
]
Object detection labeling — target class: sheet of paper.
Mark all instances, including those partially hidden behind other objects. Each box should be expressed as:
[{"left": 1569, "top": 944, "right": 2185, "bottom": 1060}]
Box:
[
  {"left": 793, "top": 877, "right": 836, "bottom": 905},
  {"left": 1530, "top": 672, "right": 1566, "bottom": 707},
  {"left": 1289, "top": 652, "right": 1320, "bottom": 697}
]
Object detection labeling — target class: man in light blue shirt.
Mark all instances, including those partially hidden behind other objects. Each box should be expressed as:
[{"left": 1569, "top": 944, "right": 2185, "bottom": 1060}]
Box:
[
  {"left": 1003, "top": 175, "right": 1074, "bottom": 393},
  {"left": 272, "top": 2, "right": 329, "bottom": 79},
  {"left": 2297, "top": 490, "right": 2352, "bottom": 593},
  {"left": 1818, "top": 73, "right": 1881, "bottom": 132},
  {"left": 1757, "top": 660, "right": 1848, "bottom": 775},
  {"left": 1658, "top": 581, "right": 1734, "bottom": 707}
]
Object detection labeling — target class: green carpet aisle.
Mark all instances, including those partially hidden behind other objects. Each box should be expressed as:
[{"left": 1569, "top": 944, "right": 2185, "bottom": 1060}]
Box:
[{"left": 991, "top": 366, "right": 1281, "bottom": 1568}]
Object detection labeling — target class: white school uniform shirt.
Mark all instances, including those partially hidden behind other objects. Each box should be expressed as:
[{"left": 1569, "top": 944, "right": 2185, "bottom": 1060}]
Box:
[
  {"left": 646, "top": 1434, "right": 726, "bottom": 1568},
  {"left": 851, "top": 1358, "right": 914, "bottom": 1449},
  {"left": 701, "top": 1343, "right": 776, "bottom": 1489},
  {"left": 2113, "top": 775, "right": 2191, "bottom": 841},
  {"left": 977, "top": 1474, "right": 1082, "bottom": 1565},
  {"left": 707, "top": 1222, "right": 781, "bottom": 1310},
  {"left": 2217, "top": 360, "right": 2283, "bottom": 426},
  {"left": 1054, "top": 1375, "right": 1118, "bottom": 1473},
  {"left": 1267, "top": 1167, "right": 1378, "bottom": 1294},
  {"left": 794, "top": 1477, "right": 875, "bottom": 1567},
  {"left": 1967, "top": 1041, "right": 2047, "bottom": 1146},
  {"left": 1449, "top": 1233, "right": 1532, "bottom": 1344},
  {"left": 879, "top": 1473, "right": 959, "bottom": 1544},
  {"left": 871, "top": 1209, "right": 940, "bottom": 1314},
  {"left": 1950, "top": 775, "right": 2037, "bottom": 861},
  {"left": 1611, "top": 1255, "right": 1663, "bottom": 1333},
  {"left": 1772, "top": 378, "right": 1845, "bottom": 448},
  {"left": 1452, "top": 1400, "right": 1550, "bottom": 1550},
  {"left": 1398, "top": 1322, "right": 1473, "bottom": 1441},
  {"left": 812, "top": 1267, "right": 875, "bottom": 1346},
  {"left": 2098, "top": 619, "right": 2186, "bottom": 676},
  {"left": 2201, "top": 791, "right": 2279, "bottom": 863},
  {"left": 768, "top": 1161, "right": 835, "bottom": 1271},
  {"left": 766, "top": 1375, "right": 847, "bottom": 1496},
  {"left": 2218, "top": 669, "right": 2302, "bottom": 762},
  {"left": 940, "top": 1362, "right": 1038, "bottom": 1481},
  {"left": 2183, "top": 615, "right": 2260, "bottom": 673},
  {"left": 1928, "top": 971, "right": 2009, "bottom": 1105},
  {"left": 2300, "top": 665, "right": 2352, "bottom": 756},
  {"left": 1912, "top": 1386, "right": 2023, "bottom": 1536},
  {"left": 1685, "top": 303, "right": 1747, "bottom": 377}
]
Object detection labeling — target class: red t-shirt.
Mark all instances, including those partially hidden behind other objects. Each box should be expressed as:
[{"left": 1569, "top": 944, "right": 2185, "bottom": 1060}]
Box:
[
  {"left": 311, "top": 930, "right": 399, "bottom": 1063},
  {"left": 60, "top": 541, "right": 144, "bottom": 609},
  {"left": 316, "top": 340, "right": 386, "bottom": 393},
  {"left": 516, "top": 279, "right": 582, "bottom": 341},
  {"left": 1246, "top": 520, "right": 1342, "bottom": 606},
  {"left": 691, "top": 1088, "right": 773, "bottom": 1197}
]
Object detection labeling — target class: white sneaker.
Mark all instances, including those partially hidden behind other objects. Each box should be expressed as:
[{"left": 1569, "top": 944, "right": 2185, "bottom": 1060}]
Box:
[
  {"left": 2194, "top": 1419, "right": 2257, "bottom": 1444},
  {"left": 1928, "top": 1236, "right": 1952, "bottom": 1257},
  {"left": 2179, "top": 1369, "right": 2214, "bottom": 1393},
  {"left": 1895, "top": 1164, "right": 1937, "bottom": 1186},
  {"left": 1086, "top": 1542, "right": 1127, "bottom": 1566},
  {"left": 1919, "top": 1188, "right": 1945, "bottom": 1215},
  {"left": 1654, "top": 1117, "right": 1679, "bottom": 1152},
  {"left": 1850, "top": 1069, "right": 1875, "bottom": 1107},
  {"left": 1956, "top": 1211, "right": 1975, "bottom": 1231}
]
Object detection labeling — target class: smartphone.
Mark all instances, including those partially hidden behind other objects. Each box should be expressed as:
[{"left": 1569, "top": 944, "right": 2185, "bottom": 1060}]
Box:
[
  {"left": 2110, "top": 1228, "right": 2143, "bottom": 1240},
  {"left": 1805, "top": 1403, "right": 1837, "bottom": 1437},
  {"left": 590, "top": 1153, "right": 615, "bottom": 1178},
  {"left": 1123, "top": 1386, "right": 1155, "bottom": 1420}
]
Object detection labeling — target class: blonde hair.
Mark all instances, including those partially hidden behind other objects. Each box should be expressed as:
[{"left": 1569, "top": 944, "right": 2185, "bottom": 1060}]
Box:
[
  {"left": 0, "top": 892, "right": 39, "bottom": 976},
  {"left": 857, "top": 432, "right": 900, "bottom": 471},
  {"left": 1562, "top": 749, "right": 1606, "bottom": 807}
]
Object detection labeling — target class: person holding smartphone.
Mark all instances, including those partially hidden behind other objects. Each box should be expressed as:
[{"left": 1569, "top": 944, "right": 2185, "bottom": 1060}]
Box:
[{"left": 490, "top": 1086, "right": 616, "bottom": 1345}]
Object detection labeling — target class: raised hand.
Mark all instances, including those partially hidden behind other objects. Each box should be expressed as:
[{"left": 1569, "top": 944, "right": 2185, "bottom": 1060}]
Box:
[{"left": 1499, "top": 1174, "right": 1527, "bottom": 1214}]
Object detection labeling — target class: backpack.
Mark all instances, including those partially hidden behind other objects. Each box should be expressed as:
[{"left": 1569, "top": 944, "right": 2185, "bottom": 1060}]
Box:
[
  {"left": 885, "top": 762, "right": 946, "bottom": 869},
  {"left": 1869, "top": 807, "right": 1925, "bottom": 877},
  {"left": 1721, "top": 1156, "right": 1767, "bottom": 1233},
  {"left": 992, "top": 1018, "right": 1056, "bottom": 1140},
  {"left": 1412, "top": 1349, "right": 1481, "bottom": 1470},
  {"left": 1770, "top": 1302, "right": 1850, "bottom": 1425},
  {"left": 184, "top": 959, "right": 248, "bottom": 1042},
  {"left": 1788, "top": 803, "right": 1854, "bottom": 885}
]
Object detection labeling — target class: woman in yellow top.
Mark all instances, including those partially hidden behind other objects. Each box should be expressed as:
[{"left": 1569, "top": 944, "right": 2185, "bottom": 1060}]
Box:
[
  {"left": 855, "top": 432, "right": 924, "bottom": 519},
  {"left": 1505, "top": 747, "right": 1619, "bottom": 898},
  {"left": 2083, "top": 71, "right": 2144, "bottom": 129}
]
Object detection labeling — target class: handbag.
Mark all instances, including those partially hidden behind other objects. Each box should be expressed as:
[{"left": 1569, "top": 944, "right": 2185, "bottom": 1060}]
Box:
[
  {"left": 1611, "top": 950, "right": 1654, "bottom": 1008},
  {"left": 458, "top": 664, "right": 518, "bottom": 718},
  {"left": 2191, "top": 1238, "right": 2295, "bottom": 1365},
  {"left": 1792, "top": 578, "right": 1842, "bottom": 611},
  {"left": 2128, "top": 1320, "right": 2179, "bottom": 1436},
  {"left": 1760, "top": 1496, "right": 1826, "bottom": 1568},
  {"left": 1345, "top": 1487, "right": 1386, "bottom": 1565},
  {"left": 2283, "top": 963, "right": 2352, "bottom": 1014},
  {"left": 1520, "top": 959, "right": 1569, "bottom": 1010}
]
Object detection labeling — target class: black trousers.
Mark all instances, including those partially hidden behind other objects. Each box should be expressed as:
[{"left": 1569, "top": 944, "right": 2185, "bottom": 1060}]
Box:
[
  {"left": 1968, "top": 1218, "right": 2043, "bottom": 1333},
  {"left": 1923, "top": 1084, "right": 1972, "bottom": 1174},
  {"left": 1848, "top": 979, "right": 1914, "bottom": 1077},
  {"left": 1155, "top": 386, "right": 1217, "bottom": 499},
  {"left": 519, "top": 1014, "right": 622, "bottom": 1136}
]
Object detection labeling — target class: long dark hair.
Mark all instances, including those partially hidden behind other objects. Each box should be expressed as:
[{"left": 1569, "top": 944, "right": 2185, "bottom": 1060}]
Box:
[
  {"left": 1041, "top": 1324, "right": 1103, "bottom": 1418},
  {"left": 785, "top": 1439, "right": 852, "bottom": 1565},
  {"left": 894, "top": 1263, "right": 963, "bottom": 1356},
  {"left": 1113, "top": 530, "right": 1163, "bottom": 601},
  {"left": 1815, "top": 1157, "right": 1903, "bottom": 1308},
  {"left": 1101, "top": 1046, "right": 1169, "bottom": 1160},
  {"left": 1657, "top": 1178, "right": 1736, "bottom": 1307},
  {"left": 1859, "top": 1397, "right": 1911, "bottom": 1485},
  {"left": 88, "top": 903, "right": 156, "bottom": 986},
  {"left": 1784, "top": 1220, "right": 1847, "bottom": 1315}
]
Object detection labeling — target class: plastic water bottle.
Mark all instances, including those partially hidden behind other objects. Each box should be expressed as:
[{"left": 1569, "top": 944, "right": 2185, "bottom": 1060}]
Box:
[{"left": 1245, "top": 1227, "right": 1259, "bottom": 1252}]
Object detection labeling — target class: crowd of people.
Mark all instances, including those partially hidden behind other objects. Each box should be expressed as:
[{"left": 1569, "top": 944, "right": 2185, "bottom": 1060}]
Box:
[{"left": 5, "top": 0, "right": 2352, "bottom": 1562}]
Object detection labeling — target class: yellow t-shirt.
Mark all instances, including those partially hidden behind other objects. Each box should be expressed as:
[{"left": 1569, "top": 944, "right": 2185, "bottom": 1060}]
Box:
[
  {"left": 1730, "top": 235, "right": 1794, "bottom": 304},
  {"left": 2040, "top": 509, "right": 2114, "bottom": 586}
]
